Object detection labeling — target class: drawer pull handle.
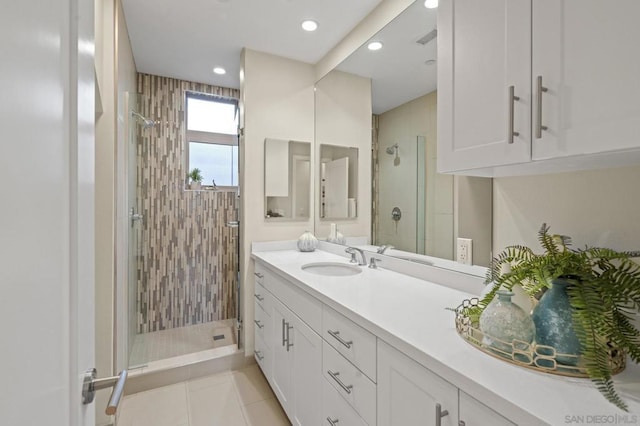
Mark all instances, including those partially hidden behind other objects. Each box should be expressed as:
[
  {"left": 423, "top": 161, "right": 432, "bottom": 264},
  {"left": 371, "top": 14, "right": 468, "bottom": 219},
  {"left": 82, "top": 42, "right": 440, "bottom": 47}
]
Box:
[
  {"left": 254, "top": 272, "right": 264, "bottom": 279},
  {"left": 326, "top": 417, "right": 339, "bottom": 425},
  {"left": 436, "top": 403, "right": 449, "bottom": 426},
  {"left": 281, "top": 319, "right": 286, "bottom": 347},
  {"left": 327, "top": 370, "right": 353, "bottom": 394},
  {"left": 327, "top": 330, "right": 353, "bottom": 349},
  {"left": 254, "top": 319, "right": 264, "bottom": 329},
  {"left": 254, "top": 350, "right": 264, "bottom": 361},
  {"left": 254, "top": 293, "right": 264, "bottom": 302}
]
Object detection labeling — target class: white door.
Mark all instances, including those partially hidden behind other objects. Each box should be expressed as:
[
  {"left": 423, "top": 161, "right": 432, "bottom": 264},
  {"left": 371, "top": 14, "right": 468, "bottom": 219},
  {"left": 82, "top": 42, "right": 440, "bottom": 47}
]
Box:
[
  {"left": 378, "top": 341, "right": 458, "bottom": 425},
  {"left": 0, "top": 0, "right": 95, "bottom": 425},
  {"left": 324, "top": 157, "right": 349, "bottom": 218},
  {"left": 438, "top": 0, "right": 531, "bottom": 172},
  {"left": 532, "top": 0, "right": 640, "bottom": 160}
]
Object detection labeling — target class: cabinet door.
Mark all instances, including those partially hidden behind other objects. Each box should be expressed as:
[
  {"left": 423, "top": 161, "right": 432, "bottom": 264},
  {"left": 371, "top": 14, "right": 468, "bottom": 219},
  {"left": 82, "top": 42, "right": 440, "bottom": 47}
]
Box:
[
  {"left": 271, "top": 299, "right": 293, "bottom": 415},
  {"left": 532, "top": 0, "right": 640, "bottom": 160},
  {"left": 378, "top": 341, "right": 458, "bottom": 425},
  {"left": 290, "top": 313, "right": 323, "bottom": 426},
  {"left": 438, "top": 0, "right": 531, "bottom": 172},
  {"left": 459, "top": 391, "right": 515, "bottom": 426}
]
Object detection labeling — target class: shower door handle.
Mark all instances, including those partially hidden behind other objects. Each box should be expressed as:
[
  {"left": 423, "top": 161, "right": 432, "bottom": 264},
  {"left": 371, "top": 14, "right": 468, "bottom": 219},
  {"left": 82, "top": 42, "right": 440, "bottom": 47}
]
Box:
[
  {"left": 226, "top": 221, "right": 239, "bottom": 228},
  {"left": 82, "top": 368, "right": 128, "bottom": 415}
]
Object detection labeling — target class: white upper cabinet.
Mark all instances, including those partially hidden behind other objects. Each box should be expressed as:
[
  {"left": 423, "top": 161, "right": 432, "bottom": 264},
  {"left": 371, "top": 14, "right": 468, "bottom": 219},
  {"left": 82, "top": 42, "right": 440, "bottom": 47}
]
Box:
[
  {"left": 438, "top": 0, "right": 640, "bottom": 175},
  {"left": 438, "top": 0, "right": 532, "bottom": 173},
  {"left": 532, "top": 0, "right": 640, "bottom": 160}
]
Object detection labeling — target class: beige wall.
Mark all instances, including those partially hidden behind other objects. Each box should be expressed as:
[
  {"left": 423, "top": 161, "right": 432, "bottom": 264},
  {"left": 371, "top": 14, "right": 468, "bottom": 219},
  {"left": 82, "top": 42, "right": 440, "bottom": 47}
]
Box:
[
  {"left": 240, "top": 49, "right": 316, "bottom": 354},
  {"left": 315, "top": 70, "right": 373, "bottom": 240},
  {"left": 95, "top": 0, "right": 137, "bottom": 424},
  {"left": 493, "top": 165, "right": 640, "bottom": 255}
]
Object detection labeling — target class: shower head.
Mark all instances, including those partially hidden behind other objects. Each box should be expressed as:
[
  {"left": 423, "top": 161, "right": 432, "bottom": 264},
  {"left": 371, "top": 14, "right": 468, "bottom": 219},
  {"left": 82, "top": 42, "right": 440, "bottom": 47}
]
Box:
[
  {"left": 385, "top": 144, "right": 398, "bottom": 155},
  {"left": 131, "top": 110, "right": 156, "bottom": 129}
]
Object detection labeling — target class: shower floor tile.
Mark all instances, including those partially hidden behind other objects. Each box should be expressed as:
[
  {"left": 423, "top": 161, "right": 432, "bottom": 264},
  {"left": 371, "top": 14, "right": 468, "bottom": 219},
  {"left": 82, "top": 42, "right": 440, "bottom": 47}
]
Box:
[{"left": 129, "top": 319, "right": 236, "bottom": 366}]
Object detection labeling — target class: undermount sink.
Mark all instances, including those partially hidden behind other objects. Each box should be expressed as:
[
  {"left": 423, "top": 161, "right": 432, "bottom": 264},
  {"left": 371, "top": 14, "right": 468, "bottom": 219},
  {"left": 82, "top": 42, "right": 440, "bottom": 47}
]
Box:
[{"left": 301, "top": 262, "right": 362, "bottom": 277}]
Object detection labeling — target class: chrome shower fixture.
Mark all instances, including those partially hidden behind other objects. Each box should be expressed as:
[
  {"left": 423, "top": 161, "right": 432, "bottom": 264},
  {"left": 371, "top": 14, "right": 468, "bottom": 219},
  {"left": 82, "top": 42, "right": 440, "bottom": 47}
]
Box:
[
  {"left": 385, "top": 143, "right": 399, "bottom": 155},
  {"left": 131, "top": 110, "right": 156, "bottom": 129}
]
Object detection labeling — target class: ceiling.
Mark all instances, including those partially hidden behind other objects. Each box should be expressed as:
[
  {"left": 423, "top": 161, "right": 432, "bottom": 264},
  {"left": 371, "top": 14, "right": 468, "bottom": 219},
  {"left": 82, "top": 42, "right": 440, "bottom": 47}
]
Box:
[
  {"left": 336, "top": 1, "right": 437, "bottom": 114},
  {"left": 121, "top": 0, "right": 384, "bottom": 89}
]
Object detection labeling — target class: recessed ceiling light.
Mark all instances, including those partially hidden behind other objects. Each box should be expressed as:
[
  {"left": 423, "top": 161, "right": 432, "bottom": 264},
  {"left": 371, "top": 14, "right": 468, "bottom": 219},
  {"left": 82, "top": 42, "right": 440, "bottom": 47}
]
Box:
[
  {"left": 424, "top": 0, "right": 438, "bottom": 8},
  {"left": 213, "top": 67, "right": 226, "bottom": 75},
  {"left": 301, "top": 20, "right": 318, "bottom": 32},
  {"left": 368, "top": 41, "right": 383, "bottom": 51}
]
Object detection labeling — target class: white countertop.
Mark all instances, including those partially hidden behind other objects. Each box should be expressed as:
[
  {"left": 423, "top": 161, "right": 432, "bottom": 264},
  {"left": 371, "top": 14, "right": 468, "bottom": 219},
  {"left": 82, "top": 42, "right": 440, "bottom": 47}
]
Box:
[{"left": 251, "top": 247, "right": 640, "bottom": 425}]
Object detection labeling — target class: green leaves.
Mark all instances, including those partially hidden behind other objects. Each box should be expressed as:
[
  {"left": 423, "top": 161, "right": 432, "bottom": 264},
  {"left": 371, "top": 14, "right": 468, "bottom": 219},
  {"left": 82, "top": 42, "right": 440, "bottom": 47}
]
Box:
[{"left": 486, "top": 224, "right": 640, "bottom": 411}]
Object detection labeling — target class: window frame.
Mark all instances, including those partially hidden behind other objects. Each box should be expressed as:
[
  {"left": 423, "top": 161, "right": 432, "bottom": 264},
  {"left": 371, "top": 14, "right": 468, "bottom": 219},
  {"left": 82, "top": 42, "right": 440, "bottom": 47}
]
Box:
[{"left": 184, "top": 90, "right": 239, "bottom": 191}]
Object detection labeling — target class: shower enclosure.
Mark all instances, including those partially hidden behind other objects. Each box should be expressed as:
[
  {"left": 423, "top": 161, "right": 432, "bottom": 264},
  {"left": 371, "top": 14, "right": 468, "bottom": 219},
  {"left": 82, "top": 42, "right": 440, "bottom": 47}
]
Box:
[
  {"left": 375, "top": 135, "right": 454, "bottom": 258},
  {"left": 124, "top": 88, "right": 240, "bottom": 368}
]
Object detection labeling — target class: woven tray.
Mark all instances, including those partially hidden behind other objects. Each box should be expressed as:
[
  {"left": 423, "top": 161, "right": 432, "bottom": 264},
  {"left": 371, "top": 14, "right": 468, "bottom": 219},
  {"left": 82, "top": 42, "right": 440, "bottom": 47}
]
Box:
[{"left": 454, "top": 298, "right": 626, "bottom": 378}]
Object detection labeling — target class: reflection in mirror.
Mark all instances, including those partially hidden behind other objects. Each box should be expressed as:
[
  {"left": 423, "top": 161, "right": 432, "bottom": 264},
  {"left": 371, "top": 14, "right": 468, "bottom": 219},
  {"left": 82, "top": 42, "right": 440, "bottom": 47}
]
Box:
[
  {"left": 315, "top": 0, "right": 492, "bottom": 267},
  {"left": 320, "top": 145, "right": 358, "bottom": 219},
  {"left": 264, "top": 138, "right": 311, "bottom": 220}
]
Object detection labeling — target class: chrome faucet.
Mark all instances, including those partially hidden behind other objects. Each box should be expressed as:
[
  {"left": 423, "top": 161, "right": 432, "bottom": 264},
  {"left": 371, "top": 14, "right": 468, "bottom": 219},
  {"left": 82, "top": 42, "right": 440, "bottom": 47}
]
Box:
[
  {"left": 345, "top": 247, "right": 367, "bottom": 266},
  {"left": 377, "top": 244, "right": 394, "bottom": 254}
]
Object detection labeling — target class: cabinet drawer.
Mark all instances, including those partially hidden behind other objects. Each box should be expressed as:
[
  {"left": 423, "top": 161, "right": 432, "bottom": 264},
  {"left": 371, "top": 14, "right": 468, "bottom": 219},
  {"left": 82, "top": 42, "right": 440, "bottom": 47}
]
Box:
[
  {"left": 254, "top": 281, "right": 272, "bottom": 314},
  {"left": 254, "top": 333, "right": 272, "bottom": 383},
  {"left": 265, "top": 268, "right": 322, "bottom": 334},
  {"left": 323, "top": 342, "right": 376, "bottom": 426},
  {"left": 253, "top": 301, "right": 271, "bottom": 348},
  {"left": 322, "top": 377, "right": 368, "bottom": 426},
  {"left": 323, "top": 305, "right": 376, "bottom": 381}
]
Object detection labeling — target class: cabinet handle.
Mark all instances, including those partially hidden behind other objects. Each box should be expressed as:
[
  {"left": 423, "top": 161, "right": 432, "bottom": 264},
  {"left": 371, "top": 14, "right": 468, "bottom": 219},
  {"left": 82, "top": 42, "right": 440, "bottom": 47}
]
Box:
[
  {"left": 281, "top": 318, "right": 286, "bottom": 347},
  {"left": 254, "top": 319, "right": 264, "bottom": 329},
  {"left": 254, "top": 272, "right": 264, "bottom": 279},
  {"left": 508, "top": 85, "right": 520, "bottom": 144},
  {"left": 327, "top": 370, "right": 353, "bottom": 394},
  {"left": 327, "top": 330, "right": 353, "bottom": 349},
  {"left": 459, "top": 421, "right": 466, "bottom": 426},
  {"left": 326, "top": 417, "right": 340, "bottom": 425},
  {"left": 536, "top": 75, "right": 549, "bottom": 139},
  {"left": 435, "top": 403, "right": 449, "bottom": 426},
  {"left": 254, "top": 350, "right": 264, "bottom": 361},
  {"left": 286, "top": 323, "right": 294, "bottom": 351},
  {"left": 254, "top": 293, "right": 264, "bottom": 302}
]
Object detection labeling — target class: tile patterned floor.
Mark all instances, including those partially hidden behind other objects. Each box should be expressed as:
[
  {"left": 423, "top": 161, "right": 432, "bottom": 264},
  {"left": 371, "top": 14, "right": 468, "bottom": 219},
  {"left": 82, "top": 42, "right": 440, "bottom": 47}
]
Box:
[
  {"left": 129, "top": 319, "right": 236, "bottom": 366},
  {"left": 117, "top": 364, "right": 290, "bottom": 426}
]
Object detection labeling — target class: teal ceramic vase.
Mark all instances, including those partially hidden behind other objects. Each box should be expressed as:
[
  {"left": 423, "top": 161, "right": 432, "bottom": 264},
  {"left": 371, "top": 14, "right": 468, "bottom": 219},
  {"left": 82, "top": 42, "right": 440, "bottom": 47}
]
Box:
[
  {"left": 531, "top": 278, "right": 582, "bottom": 366},
  {"left": 479, "top": 290, "right": 535, "bottom": 353}
]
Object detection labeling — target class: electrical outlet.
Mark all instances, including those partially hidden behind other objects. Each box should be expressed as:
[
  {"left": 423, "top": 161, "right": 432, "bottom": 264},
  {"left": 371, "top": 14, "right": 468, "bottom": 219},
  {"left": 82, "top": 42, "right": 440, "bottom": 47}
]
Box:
[{"left": 456, "top": 238, "right": 473, "bottom": 265}]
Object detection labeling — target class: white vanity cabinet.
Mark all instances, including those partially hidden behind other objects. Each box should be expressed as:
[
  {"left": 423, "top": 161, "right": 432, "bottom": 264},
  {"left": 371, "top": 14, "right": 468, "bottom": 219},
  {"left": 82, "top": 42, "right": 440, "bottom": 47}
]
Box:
[
  {"left": 438, "top": 0, "right": 640, "bottom": 175},
  {"left": 378, "top": 340, "right": 458, "bottom": 426},
  {"left": 458, "top": 391, "right": 515, "bottom": 426},
  {"left": 253, "top": 264, "right": 323, "bottom": 425}
]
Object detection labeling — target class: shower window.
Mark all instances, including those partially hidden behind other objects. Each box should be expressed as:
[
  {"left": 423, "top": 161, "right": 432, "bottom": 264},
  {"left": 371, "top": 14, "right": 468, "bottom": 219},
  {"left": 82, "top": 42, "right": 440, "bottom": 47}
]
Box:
[{"left": 185, "top": 92, "right": 239, "bottom": 188}]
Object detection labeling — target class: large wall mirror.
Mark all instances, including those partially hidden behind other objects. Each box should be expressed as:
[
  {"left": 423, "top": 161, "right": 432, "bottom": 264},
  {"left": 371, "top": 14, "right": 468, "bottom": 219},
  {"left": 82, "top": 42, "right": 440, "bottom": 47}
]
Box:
[
  {"left": 264, "top": 138, "right": 311, "bottom": 220},
  {"left": 314, "top": 0, "right": 493, "bottom": 268}
]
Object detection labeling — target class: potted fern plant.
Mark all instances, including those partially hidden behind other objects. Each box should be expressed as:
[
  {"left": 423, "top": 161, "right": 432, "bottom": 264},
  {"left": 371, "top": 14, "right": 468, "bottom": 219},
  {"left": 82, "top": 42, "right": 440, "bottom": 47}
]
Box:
[
  {"left": 482, "top": 224, "right": 640, "bottom": 411},
  {"left": 188, "top": 168, "right": 203, "bottom": 190}
]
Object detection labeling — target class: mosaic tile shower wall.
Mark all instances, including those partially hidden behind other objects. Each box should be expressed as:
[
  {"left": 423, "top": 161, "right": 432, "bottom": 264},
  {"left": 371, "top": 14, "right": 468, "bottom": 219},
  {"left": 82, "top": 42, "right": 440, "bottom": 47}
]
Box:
[{"left": 136, "top": 73, "right": 240, "bottom": 333}]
